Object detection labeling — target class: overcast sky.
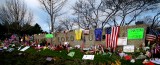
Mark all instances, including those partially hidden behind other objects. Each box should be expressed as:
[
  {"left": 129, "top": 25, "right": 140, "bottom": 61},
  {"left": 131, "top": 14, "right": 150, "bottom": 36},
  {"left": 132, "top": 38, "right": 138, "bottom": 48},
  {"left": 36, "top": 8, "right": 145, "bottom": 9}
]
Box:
[
  {"left": 23, "top": 0, "right": 77, "bottom": 32},
  {"left": 1, "top": 0, "right": 160, "bottom": 32}
]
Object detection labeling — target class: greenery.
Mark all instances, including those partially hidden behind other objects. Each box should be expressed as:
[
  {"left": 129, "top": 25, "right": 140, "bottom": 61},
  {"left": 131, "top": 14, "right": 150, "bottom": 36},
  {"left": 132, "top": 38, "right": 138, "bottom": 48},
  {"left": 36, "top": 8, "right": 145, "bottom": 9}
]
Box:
[
  {"left": 0, "top": 23, "right": 43, "bottom": 40},
  {"left": 0, "top": 47, "right": 147, "bottom": 65}
]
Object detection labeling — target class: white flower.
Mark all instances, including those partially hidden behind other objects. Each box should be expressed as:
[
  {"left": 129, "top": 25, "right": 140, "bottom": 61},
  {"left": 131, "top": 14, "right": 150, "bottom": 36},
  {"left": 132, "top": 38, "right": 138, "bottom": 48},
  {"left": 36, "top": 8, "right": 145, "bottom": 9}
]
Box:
[{"left": 130, "top": 59, "right": 135, "bottom": 63}]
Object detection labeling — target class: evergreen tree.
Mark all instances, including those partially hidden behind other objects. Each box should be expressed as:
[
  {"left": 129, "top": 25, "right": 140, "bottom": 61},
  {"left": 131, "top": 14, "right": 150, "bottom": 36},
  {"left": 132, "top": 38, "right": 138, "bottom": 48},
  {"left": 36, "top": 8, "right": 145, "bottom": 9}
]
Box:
[{"left": 31, "top": 23, "right": 43, "bottom": 34}]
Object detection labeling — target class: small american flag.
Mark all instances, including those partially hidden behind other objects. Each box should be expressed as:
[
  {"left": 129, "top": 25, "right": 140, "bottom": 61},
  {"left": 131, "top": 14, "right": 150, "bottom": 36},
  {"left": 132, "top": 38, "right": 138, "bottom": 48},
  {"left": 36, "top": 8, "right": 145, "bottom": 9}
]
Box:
[
  {"left": 146, "top": 29, "right": 156, "bottom": 41},
  {"left": 106, "top": 26, "right": 120, "bottom": 48}
]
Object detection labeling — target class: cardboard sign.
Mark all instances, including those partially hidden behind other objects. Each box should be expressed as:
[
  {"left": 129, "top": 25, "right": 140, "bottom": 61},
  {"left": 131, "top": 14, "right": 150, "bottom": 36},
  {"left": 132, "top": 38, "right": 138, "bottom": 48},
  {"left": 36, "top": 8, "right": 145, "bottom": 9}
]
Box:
[
  {"left": 82, "top": 55, "right": 94, "bottom": 60},
  {"left": 45, "top": 34, "right": 54, "bottom": 38},
  {"left": 127, "top": 28, "right": 144, "bottom": 39},
  {"left": 123, "top": 45, "right": 134, "bottom": 52},
  {"left": 117, "top": 37, "right": 127, "bottom": 46}
]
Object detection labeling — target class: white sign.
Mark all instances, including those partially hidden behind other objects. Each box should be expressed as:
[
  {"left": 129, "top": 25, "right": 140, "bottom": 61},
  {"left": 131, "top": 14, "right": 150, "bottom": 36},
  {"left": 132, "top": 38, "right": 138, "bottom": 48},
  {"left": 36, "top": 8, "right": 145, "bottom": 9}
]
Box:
[
  {"left": 117, "top": 37, "right": 127, "bottom": 46},
  {"left": 20, "top": 46, "right": 30, "bottom": 51},
  {"left": 83, "top": 48, "right": 90, "bottom": 51},
  {"left": 83, "top": 30, "right": 89, "bottom": 35},
  {"left": 123, "top": 45, "right": 134, "bottom": 52},
  {"left": 75, "top": 45, "right": 80, "bottom": 48},
  {"left": 64, "top": 42, "right": 69, "bottom": 45},
  {"left": 82, "top": 55, "right": 94, "bottom": 60}
]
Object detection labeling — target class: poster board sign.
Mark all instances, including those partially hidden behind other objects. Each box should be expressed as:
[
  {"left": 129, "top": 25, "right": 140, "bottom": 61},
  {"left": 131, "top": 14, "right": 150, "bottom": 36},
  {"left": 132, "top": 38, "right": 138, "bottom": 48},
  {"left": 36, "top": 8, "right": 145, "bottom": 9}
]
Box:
[
  {"left": 45, "top": 34, "right": 54, "bottom": 38},
  {"left": 127, "top": 28, "right": 144, "bottom": 39},
  {"left": 123, "top": 45, "right": 134, "bottom": 52},
  {"left": 117, "top": 37, "right": 127, "bottom": 46},
  {"left": 82, "top": 55, "right": 94, "bottom": 60}
]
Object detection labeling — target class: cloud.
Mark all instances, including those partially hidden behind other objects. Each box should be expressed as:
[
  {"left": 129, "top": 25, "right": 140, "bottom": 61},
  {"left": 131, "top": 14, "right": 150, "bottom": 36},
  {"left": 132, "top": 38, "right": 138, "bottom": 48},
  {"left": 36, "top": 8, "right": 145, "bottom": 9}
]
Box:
[
  {"left": 24, "top": 0, "right": 40, "bottom": 8},
  {"left": 24, "top": 0, "right": 78, "bottom": 32},
  {"left": 24, "top": 0, "right": 49, "bottom": 32}
]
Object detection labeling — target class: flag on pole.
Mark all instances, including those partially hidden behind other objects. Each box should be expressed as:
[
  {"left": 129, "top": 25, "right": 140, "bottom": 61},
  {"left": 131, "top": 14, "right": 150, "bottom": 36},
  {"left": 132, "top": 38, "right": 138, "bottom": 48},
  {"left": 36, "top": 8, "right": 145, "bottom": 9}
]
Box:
[{"left": 106, "top": 26, "right": 120, "bottom": 48}]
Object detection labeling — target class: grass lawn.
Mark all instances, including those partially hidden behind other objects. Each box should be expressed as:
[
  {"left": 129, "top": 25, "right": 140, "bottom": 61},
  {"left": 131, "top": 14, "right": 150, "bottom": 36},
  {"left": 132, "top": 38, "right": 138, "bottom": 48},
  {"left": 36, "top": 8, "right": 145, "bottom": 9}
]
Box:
[{"left": 0, "top": 46, "right": 146, "bottom": 65}]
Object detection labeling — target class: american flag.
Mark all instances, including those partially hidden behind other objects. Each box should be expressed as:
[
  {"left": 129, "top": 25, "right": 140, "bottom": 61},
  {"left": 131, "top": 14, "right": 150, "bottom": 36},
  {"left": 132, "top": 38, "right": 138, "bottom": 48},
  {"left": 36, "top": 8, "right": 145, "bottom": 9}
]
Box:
[
  {"left": 146, "top": 29, "right": 156, "bottom": 41},
  {"left": 106, "top": 26, "right": 120, "bottom": 48}
]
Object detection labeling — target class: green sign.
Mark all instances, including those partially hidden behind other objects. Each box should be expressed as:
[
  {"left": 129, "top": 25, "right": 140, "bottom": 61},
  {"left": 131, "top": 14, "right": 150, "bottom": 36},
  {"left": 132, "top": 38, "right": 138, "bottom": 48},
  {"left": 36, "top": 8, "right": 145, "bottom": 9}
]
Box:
[
  {"left": 127, "top": 28, "right": 144, "bottom": 39},
  {"left": 45, "top": 34, "right": 54, "bottom": 38}
]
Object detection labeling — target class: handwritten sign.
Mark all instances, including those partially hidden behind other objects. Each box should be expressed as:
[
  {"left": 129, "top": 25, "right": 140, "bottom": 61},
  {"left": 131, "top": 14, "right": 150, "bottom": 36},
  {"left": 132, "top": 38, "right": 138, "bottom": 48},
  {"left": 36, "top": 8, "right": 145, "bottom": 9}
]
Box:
[
  {"left": 123, "top": 45, "right": 134, "bottom": 52},
  {"left": 45, "top": 34, "right": 54, "bottom": 38},
  {"left": 127, "top": 28, "right": 144, "bottom": 39},
  {"left": 117, "top": 37, "right": 127, "bottom": 46}
]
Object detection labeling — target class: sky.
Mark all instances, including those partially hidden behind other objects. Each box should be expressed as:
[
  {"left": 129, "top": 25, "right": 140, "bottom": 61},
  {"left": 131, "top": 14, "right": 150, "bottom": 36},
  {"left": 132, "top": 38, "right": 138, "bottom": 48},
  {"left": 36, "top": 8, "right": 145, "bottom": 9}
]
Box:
[
  {"left": 23, "top": 0, "right": 77, "bottom": 32},
  {"left": 1, "top": 0, "right": 160, "bottom": 32}
]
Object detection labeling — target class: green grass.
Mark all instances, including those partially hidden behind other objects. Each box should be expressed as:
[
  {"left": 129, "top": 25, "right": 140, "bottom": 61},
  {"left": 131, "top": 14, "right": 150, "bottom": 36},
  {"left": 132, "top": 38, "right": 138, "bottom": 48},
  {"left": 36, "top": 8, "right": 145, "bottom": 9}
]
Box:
[
  {"left": 24, "top": 47, "right": 144, "bottom": 64},
  {"left": 0, "top": 47, "right": 146, "bottom": 65}
]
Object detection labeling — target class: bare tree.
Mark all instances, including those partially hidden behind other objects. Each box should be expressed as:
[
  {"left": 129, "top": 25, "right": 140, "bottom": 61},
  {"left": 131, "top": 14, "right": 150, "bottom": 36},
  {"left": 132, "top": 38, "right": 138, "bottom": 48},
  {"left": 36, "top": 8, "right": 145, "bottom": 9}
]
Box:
[
  {"left": 73, "top": 0, "right": 123, "bottom": 29},
  {"left": 0, "top": 0, "right": 34, "bottom": 34},
  {"left": 72, "top": 0, "right": 160, "bottom": 29},
  {"left": 39, "top": 0, "right": 67, "bottom": 32},
  {"left": 150, "top": 12, "right": 160, "bottom": 28},
  {"left": 59, "top": 18, "right": 74, "bottom": 30},
  {"left": 73, "top": 0, "right": 105, "bottom": 29},
  {"left": 96, "top": 0, "right": 159, "bottom": 26},
  {"left": 114, "top": 0, "right": 159, "bottom": 26},
  {"left": 54, "top": 25, "right": 65, "bottom": 32},
  {"left": 140, "top": 12, "right": 160, "bottom": 29}
]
